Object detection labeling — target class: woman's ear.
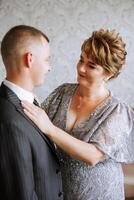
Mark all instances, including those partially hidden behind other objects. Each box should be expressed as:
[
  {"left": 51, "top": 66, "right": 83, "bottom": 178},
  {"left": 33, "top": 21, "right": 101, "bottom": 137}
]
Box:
[
  {"left": 103, "top": 71, "right": 114, "bottom": 82},
  {"left": 104, "top": 75, "right": 113, "bottom": 82}
]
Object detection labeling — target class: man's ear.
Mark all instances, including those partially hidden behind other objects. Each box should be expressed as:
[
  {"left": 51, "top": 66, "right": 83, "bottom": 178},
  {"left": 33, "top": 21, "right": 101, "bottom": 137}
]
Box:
[{"left": 24, "top": 52, "right": 33, "bottom": 68}]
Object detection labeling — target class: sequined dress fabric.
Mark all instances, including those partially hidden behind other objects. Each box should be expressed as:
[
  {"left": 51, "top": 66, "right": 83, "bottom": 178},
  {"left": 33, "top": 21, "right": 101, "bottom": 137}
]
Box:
[{"left": 42, "top": 83, "right": 134, "bottom": 200}]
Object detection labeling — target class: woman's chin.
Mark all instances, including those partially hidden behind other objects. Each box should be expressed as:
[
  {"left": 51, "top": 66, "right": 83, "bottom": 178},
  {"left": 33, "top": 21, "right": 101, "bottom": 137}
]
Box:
[{"left": 77, "top": 78, "right": 88, "bottom": 86}]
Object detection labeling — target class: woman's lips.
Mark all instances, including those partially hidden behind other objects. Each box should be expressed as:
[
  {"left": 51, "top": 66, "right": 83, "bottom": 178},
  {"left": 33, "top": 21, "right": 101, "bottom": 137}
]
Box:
[{"left": 78, "top": 73, "right": 86, "bottom": 78}]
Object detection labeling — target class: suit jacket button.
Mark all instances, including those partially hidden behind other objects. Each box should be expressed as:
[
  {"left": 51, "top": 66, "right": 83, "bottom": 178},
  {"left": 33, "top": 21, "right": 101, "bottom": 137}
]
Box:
[
  {"left": 58, "top": 191, "right": 63, "bottom": 197},
  {"left": 56, "top": 169, "right": 60, "bottom": 174}
]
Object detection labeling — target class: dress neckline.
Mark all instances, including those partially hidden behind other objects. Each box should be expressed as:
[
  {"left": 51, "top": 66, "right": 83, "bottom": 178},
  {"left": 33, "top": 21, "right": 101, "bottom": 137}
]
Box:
[{"left": 65, "top": 84, "right": 112, "bottom": 132}]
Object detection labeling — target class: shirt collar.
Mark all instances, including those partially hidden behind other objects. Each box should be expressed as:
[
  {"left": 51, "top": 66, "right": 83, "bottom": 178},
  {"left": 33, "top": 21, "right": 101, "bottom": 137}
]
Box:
[{"left": 3, "top": 79, "right": 34, "bottom": 104}]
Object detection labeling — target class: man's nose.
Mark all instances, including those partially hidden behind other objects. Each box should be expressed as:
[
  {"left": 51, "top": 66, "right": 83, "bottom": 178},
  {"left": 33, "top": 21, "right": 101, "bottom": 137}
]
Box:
[{"left": 48, "top": 64, "right": 52, "bottom": 72}]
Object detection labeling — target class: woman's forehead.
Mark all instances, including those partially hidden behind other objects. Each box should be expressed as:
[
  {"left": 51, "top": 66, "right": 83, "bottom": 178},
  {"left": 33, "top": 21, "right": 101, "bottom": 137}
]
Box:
[{"left": 80, "top": 51, "right": 96, "bottom": 63}]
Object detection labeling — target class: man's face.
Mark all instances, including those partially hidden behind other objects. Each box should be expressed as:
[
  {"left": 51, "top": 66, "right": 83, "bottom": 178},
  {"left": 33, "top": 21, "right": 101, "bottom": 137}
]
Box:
[{"left": 31, "top": 37, "right": 51, "bottom": 86}]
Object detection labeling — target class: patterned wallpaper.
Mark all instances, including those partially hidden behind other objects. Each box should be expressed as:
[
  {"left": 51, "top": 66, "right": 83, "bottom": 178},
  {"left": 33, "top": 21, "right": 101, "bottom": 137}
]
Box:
[{"left": 0, "top": 0, "right": 134, "bottom": 106}]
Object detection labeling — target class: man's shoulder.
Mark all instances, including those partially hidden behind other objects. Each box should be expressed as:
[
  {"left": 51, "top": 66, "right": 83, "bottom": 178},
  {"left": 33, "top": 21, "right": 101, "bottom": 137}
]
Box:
[
  {"left": 0, "top": 95, "right": 13, "bottom": 110},
  {"left": 0, "top": 96, "right": 20, "bottom": 120}
]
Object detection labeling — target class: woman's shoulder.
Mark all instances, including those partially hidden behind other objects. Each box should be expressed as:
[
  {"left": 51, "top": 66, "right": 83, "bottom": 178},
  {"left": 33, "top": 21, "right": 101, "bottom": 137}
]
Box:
[
  {"left": 56, "top": 82, "right": 77, "bottom": 91},
  {"left": 49, "top": 82, "right": 78, "bottom": 97},
  {"left": 105, "top": 94, "right": 134, "bottom": 127},
  {"left": 41, "top": 83, "right": 77, "bottom": 108},
  {"left": 95, "top": 93, "right": 134, "bottom": 127},
  {"left": 111, "top": 95, "right": 134, "bottom": 114}
]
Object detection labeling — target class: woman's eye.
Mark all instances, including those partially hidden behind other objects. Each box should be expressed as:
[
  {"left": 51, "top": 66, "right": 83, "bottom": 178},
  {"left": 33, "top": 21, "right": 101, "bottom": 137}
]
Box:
[
  {"left": 79, "top": 59, "right": 84, "bottom": 63},
  {"left": 88, "top": 65, "right": 96, "bottom": 69}
]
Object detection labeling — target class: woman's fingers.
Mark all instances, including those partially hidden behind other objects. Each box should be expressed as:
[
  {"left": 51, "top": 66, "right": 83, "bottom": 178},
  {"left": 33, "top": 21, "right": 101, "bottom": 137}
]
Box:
[
  {"left": 21, "top": 101, "right": 39, "bottom": 123},
  {"left": 21, "top": 101, "right": 39, "bottom": 115},
  {"left": 23, "top": 108, "right": 36, "bottom": 123},
  {"left": 21, "top": 100, "right": 33, "bottom": 110},
  {"left": 21, "top": 100, "right": 53, "bottom": 134}
]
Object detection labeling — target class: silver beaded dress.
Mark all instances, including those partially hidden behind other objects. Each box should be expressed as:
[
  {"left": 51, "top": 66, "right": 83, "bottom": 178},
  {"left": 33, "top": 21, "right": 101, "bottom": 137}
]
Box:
[{"left": 42, "top": 83, "right": 134, "bottom": 200}]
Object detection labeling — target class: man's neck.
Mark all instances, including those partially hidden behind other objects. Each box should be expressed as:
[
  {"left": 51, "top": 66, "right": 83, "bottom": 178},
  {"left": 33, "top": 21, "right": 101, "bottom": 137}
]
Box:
[{"left": 6, "top": 76, "right": 34, "bottom": 92}]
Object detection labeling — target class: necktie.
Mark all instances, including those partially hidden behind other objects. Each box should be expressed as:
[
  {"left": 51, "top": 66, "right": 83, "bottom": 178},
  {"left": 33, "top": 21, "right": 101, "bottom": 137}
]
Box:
[{"left": 33, "top": 98, "right": 40, "bottom": 107}]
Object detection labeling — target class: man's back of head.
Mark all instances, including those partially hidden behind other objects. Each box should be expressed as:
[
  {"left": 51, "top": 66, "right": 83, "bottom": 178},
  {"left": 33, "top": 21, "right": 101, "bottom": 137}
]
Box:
[{"left": 1, "top": 25, "right": 49, "bottom": 70}]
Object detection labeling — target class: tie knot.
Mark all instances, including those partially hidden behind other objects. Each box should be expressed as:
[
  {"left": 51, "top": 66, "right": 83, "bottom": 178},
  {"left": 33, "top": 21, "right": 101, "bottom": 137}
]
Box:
[{"left": 33, "top": 98, "right": 39, "bottom": 106}]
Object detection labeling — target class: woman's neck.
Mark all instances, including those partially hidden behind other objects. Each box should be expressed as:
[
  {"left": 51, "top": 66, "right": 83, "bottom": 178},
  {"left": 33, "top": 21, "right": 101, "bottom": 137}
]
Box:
[{"left": 76, "top": 84, "right": 109, "bottom": 101}]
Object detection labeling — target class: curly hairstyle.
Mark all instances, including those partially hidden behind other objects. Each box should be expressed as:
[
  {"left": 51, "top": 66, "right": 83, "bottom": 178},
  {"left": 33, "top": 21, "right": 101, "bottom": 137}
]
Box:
[{"left": 81, "top": 29, "right": 127, "bottom": 79}]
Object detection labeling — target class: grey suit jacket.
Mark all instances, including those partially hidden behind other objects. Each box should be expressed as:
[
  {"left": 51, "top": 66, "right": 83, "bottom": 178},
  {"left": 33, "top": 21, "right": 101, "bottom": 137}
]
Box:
[{"left": 0, "top": 83, "right": 63, "bottom": 200}]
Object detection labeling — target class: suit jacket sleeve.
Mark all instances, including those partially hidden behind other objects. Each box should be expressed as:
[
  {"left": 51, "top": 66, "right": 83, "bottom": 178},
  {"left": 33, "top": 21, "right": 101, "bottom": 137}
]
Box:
[{"left": 0, "top": 121, "right": 38, "bottom": 200}]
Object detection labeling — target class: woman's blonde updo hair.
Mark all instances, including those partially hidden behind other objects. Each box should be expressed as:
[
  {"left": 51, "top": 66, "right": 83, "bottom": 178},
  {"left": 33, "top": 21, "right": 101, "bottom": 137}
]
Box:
[{"left": 81, "top": 29, "right": 127, "bottom": 79}]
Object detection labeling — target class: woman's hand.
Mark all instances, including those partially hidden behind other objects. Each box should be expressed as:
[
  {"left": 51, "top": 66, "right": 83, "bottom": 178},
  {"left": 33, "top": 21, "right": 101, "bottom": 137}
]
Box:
[
  {"left": 21, "top": 101, "right": 54, "bottom": 135},
  {"left": 21, "top": 102, "right": 104, "bottom": 165}
]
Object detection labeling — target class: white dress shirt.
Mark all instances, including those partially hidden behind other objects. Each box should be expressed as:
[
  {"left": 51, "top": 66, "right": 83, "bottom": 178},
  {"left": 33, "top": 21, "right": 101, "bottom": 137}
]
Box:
[{"left": 3, "top": 79, "right": 35, "bottom": 104}]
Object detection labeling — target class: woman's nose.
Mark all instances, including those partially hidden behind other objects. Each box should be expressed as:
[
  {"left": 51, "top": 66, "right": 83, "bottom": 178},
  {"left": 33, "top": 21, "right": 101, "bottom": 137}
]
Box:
[{"left": 79, "top": 64, "right": 86, "bottom": 73}]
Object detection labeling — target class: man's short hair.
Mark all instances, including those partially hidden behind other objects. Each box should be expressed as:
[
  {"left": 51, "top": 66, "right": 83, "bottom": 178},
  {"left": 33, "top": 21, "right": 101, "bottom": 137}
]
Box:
[{"left": 1, "top": 25, "right": 49, "bottom": 68}]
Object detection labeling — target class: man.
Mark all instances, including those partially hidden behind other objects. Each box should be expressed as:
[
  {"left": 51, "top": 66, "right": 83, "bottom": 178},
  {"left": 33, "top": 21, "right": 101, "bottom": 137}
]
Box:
[{"left": 0, "top": 25, "right": 63, "bottom": 200}]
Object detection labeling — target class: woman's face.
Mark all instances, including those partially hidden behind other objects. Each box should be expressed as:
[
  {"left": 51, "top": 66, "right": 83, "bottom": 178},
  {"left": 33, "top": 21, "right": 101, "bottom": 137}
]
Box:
[{"left": 77, "top": 51, "right": 109, "bottom": 88}]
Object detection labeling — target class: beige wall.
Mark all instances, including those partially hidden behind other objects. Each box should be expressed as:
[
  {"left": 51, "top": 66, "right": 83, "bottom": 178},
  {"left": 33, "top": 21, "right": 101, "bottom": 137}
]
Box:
[
  {"left": 0, "top": 0, "right": 134, "bottom": 197},
  {"left": 0, "top": 0, "right": 134, "bottom": 106}
]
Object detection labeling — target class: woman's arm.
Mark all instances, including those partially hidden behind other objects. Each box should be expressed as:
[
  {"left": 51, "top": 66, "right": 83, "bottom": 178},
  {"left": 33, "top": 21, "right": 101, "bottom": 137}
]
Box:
[
  {"left": 48, "top": 125, "right": 104, "bottom": 165},
  {"left": 22, "top": 101, "right": 104, "bottom": 166}
]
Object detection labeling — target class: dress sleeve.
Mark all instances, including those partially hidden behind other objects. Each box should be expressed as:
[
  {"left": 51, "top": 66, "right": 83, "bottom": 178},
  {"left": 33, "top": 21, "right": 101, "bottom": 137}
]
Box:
[
  {"left": 89, "top": 103, "right": 134, "bottom": 163},
  {"left": 41, "top": 83, "right": 67, "bottom": 118}
]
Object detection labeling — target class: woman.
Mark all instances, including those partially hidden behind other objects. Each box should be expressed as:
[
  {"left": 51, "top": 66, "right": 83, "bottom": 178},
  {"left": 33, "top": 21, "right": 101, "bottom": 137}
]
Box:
[{"left": 22, "top": 29, "right": 134, "bottom": 200}]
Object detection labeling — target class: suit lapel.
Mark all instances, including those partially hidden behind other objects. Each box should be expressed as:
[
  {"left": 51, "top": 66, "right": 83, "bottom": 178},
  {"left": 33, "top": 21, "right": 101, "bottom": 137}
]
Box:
[{"left": 0, "top": 83, "right": 57, "bottom": 155}]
